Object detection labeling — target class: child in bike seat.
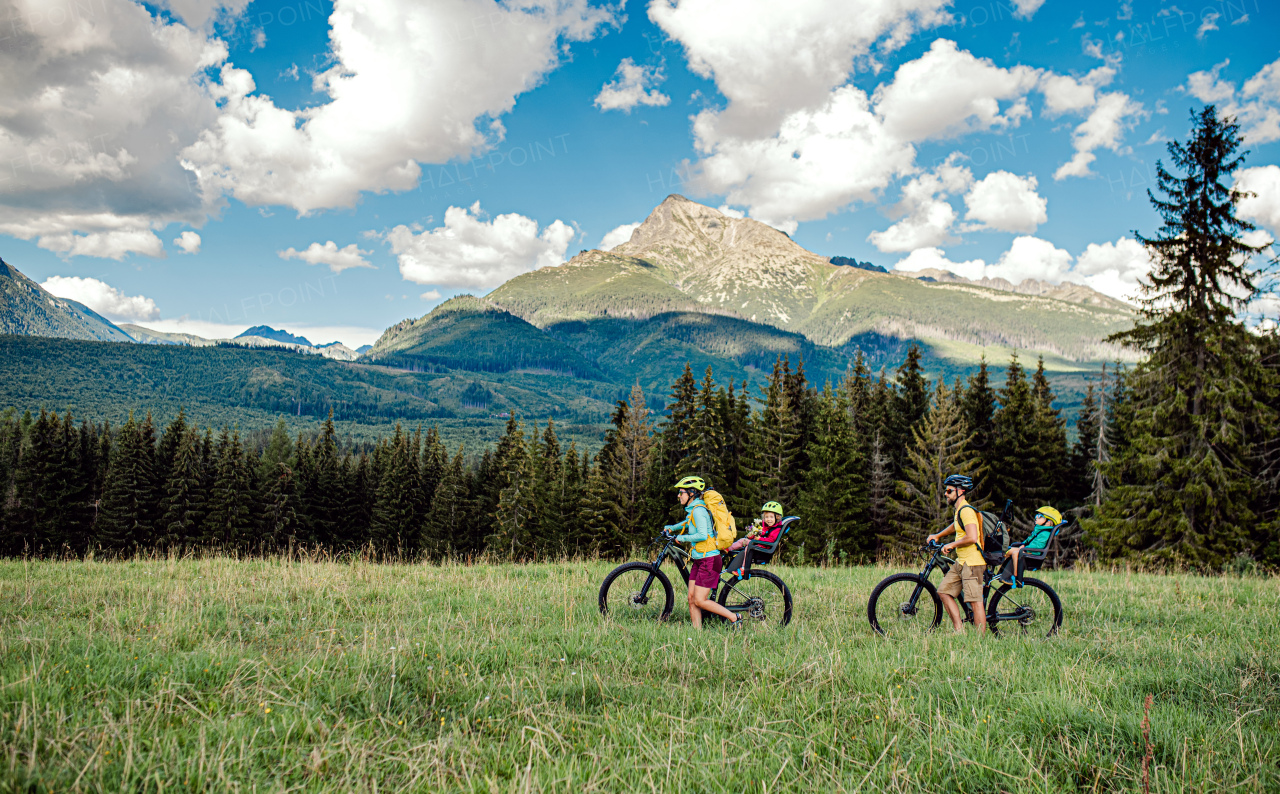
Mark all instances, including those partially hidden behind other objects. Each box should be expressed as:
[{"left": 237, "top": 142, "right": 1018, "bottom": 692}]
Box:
[
  {"left": 726, "top": 501, "right": 784, "bottom": 576},
  {"left": 1000, "top": 506, "right": 1061, "bottom": 587}
]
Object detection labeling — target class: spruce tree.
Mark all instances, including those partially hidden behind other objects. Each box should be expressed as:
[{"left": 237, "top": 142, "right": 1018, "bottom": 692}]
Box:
[
  {"left": 987, "top": 352, "right": 1037, "bottom": 514},
  {"left": 585, "top": 385, "right": 655, "bottom": 555},
  {"left": 740, "top": 359, "right": 802, "bottom": 511},
  {"left": 868, "top": 430, "right": 893, "bottom": 558},
  {"left": 886, "top": 381, "right": 984, "bottom": 557},
  {"left": 783, "top": 358, "right": 817, "bottom": 479},
  {"left": 797, "top": 383, "right": 868, "bottom": 561},
  {"left": 1091, "top": 107, "right": 1275, "bottom": 567},
  {"left": 1030, "top": 356, "right": 1070, "bottom": 503},
  {"left": 962, "top": 355, "right": 997, "bottom": 472},
  {"left": 259, "top": 418, "right": 293, "bottom": 480},
  {"left": 1071, "top": 382, "right": 1102, "bottom": 505},
  {"left": 95, "top": 413, "right": 156, "bottom": 556},
  {"left": 260, "top": 462, "right": 301, "bottom": 551},
  {"left": 688, "top": 368, "right": 726, "bottom": 488},
  {"left": 534, "top": 420, "right": 565, "bottom": 554},
  {"left": 200, "top": 430, "right": 254, "bottom": 550},
  {"left": 369, "top": 427, "right": 417, "bottom": 556},
  {"left": 889, "top": 344, "right": 930, "bottom": 469},
  {"left": 427, "top": 445, "right": 468, "bottom": 557},
  {"left": 154, "top": 410, "right": 188, "bottom": 491},
  {"left": 309, "top": 412, "right": 343, "bottom": 546},
  {"left": 156, "top": 427, "right": 206, "bottom": 550},
  {"left": 491, "top": 424, "right": 539, "bottom": 560},
  {"left": 10, "top": 410, "right": 80, "bottom": 554}
]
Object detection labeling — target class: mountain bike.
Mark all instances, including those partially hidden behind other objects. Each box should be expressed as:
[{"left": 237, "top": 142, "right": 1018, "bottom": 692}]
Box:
[
  {"left": 598, "top": 523, "right": 795, "bottom": 628},
  {"left": 867, "top": 540, "right": 1063, "bottom": 638}
]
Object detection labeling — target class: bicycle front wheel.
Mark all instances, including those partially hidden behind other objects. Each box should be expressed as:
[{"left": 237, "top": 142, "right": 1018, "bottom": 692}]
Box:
[
  {"left": 867, "top": 573, "right": 942, "bottom": 638},
  {"left": 598, "top": 562, "right": 674, "bottom": 622},
  {"left": 717, "top": 570, "right": 792, "bottom": 628},
  {"left": 986, "top": 577, "right": 1063, "bottom": 638}
]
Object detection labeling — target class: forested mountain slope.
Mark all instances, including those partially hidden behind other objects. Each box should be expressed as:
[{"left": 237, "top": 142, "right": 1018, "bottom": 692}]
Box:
[{"left": 0, "top": 258, "right": 134, "bottom": 342}]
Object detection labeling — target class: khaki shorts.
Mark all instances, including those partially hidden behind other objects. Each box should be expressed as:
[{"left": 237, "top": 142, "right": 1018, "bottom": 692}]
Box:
[{"left": 938, "top": 564, "right": 983, "bottom": 603}]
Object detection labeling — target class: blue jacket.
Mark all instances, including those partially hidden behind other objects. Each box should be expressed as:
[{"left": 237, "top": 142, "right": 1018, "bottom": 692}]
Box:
[{"left": 664, "top": 498, "right": 717, "bottom": 560}]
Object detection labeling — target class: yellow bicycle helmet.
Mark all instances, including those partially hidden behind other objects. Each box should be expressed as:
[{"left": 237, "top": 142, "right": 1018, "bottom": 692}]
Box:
[
  {"left": 1035, "top": 506, "right": 1063, "bottom": 524},
  {"left": 761, "top": 501, "right": 783, "bottom": 515},
  {"left": 673, "top": 475, "right": 706, "bottom": 492}
]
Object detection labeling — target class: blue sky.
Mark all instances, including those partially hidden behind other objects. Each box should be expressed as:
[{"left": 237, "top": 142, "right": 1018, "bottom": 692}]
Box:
[{"left": 4, "top": 0, "right": 1279, "bottom": 347}]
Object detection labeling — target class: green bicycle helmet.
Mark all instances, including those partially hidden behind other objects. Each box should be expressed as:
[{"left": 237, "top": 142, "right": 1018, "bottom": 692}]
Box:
[
  {"left": 761, "top": 501, "right": 783, "bottom": 515},
  {"left": 673, "top": 475, "right": 706, "bottom": 492}
]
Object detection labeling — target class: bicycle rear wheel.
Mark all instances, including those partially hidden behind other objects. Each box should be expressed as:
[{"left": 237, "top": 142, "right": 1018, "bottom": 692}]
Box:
[
  {"left": 717, "top": 570, "right": 792, "bottom": 628},
  {"left": 867, "top": 573, "right": 942, "bottom": 638},
  {"left": 986, "top": 577, "right": 1063, "bottom": 638},
  {"left": 598, "top": 562, "right": 674, "bottom": 622}
]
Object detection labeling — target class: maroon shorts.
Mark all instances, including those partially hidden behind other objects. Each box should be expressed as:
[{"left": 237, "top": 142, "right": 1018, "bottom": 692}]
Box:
[{"left": 690, "top": 555, "right": 723, "bottom": 588}]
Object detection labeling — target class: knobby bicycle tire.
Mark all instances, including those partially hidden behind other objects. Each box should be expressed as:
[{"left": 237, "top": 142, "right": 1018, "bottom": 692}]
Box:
[
  {"left": 867, "top": 573, "right": 943, "bottom": 637},
  {"left": 985, "top": 576, "right": 1063, "bottom": 638},
  {"left": 717, "top": 569, "right": 793, "bottom": 627},
  {"left": 598, "top": 562, "right": 674, "bottom": 621}
]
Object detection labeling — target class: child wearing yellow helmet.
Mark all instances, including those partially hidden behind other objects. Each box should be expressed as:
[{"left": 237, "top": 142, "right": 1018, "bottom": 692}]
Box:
[
  {"left": 1000, "top": 506, "right": 1062, "bottom": 587},
  {"left": 725, "top": 501, "right": 785, "bottom": 575}
]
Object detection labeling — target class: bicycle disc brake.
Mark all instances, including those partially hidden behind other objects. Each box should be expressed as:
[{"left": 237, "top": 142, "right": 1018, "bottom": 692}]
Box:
[
  {"left": 627, "top": 592, "right": 649, "bottom": 609},
  {"left": 746, "top": 597, "right": 766, "bottom": 620}
]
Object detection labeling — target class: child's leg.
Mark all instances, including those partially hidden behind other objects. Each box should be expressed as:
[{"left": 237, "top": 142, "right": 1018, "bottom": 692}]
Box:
[{"left": 1009, "top": 547, "right": 1021, "bottom": 586}]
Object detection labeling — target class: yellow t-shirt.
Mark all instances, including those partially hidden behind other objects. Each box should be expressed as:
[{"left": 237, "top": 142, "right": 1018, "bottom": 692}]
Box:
[{"left": 950, "top": 504, "right": 987, "bottom": 567}]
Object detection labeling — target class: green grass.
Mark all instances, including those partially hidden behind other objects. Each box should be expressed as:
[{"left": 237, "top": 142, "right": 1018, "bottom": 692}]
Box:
[{"left": 1, "top": 558, "right": 1276, "bottom": 792}]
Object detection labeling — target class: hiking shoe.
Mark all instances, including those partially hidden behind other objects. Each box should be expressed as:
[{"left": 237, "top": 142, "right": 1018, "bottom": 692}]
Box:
[
  {"left": 998, "top": 569, "right": 1014, "bottom": 585},
  {"left": 728, "top": 617, "right": 744, "bottom": 630}
]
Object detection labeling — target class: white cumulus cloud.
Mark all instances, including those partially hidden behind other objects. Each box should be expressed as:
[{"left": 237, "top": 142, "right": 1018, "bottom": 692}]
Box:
[
  {"left": 891, "top": 246, "right": 987, "bottom": 280},
  {"left": 599, "top": 223, "right": 641, "bottom": 250},
  {"left": 868, "top": 159, "right": 972, "bottom": 252},
  {"left": 279, "top": 241, "right": 374, "bottom": 273},
  {"left": 386, "top": 202, "right": 574, "bottom": 290},
  {"left": 1237, "top": 165, "right": 1280, "bottom": 236},
  {"left": 1039, "top": 66, "right": 1114, "bottom": 115},
  {"left": 595, "top": 59, "right": 670, "bottom": 112},
  {"left": 873, "top": 39, "right": 1040, "bottom": 142},
  {"left": 1187, "top": 58, "right": 1280, "bottom": 144},
  {"left": 963, "top": 171, "right": 1047, "bottom": 233},
  {"left": 174, "top": 231, "right": 202, "bottom": 254},
  {"left": 0, "top": 0, "right": 226, "bottom": 257},
  {"left": 182, "top": 0, "right": 619, "bottom": 214},
  {"left": 986, "top": 235, "right": 1073, "bottom": 283},
  {"left": 1053, "top": 91, "right": 1147, "bottom": 180},
  {"left": 1074, "top": 237, "right": 1152, "bottom": 301},
  {"left": 41, "top": 276, "right": 160, "bottom": 322}
]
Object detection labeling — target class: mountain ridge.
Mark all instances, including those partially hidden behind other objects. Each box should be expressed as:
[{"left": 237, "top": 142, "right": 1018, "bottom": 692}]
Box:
[
  {"left": 0, "top": 258, "right": 135, "bottom": 343},
  {"left": 486, "top": 195, "right": 1132, "bottom": 363}
]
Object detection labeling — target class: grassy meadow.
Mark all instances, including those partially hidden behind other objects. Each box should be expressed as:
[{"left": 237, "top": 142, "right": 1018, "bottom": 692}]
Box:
[{"left": 0, "top": 557, "right": 1276, "bottom": 792}]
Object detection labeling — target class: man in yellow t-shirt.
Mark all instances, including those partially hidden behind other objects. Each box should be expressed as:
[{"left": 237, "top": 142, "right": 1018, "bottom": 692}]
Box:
[{"left": 926, "top": 474, "right": 987, "bottom": 633}]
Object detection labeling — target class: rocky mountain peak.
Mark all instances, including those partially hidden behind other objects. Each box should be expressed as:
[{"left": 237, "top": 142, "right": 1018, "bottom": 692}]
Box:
[{"left": 611, "top": 195, "right": 825, "bottom": 280}]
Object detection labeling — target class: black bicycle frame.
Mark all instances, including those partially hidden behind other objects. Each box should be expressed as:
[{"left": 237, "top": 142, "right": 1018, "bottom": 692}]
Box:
[
  {"left": 909, "top": 544, "right": 1035, "bottom": 625},
  {"left": 635, "top": 536, "right": 699, "bottom": 603}
]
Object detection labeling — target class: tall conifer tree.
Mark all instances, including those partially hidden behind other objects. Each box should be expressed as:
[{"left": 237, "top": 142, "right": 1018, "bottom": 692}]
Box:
[
  {"left": 886, "top": 382, "right": 984, "bottom": 556},
  {"left": 95, "top": 413, "right": 156, "bottom": 556},
  {"left": 1091, "top": 107, "right": 1275, "bottom": 567}
]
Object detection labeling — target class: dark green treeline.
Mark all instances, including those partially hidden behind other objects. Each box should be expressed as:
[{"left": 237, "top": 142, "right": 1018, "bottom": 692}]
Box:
[{"left": 0, "top": 351, "right": 1108, "bottom": 563}]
